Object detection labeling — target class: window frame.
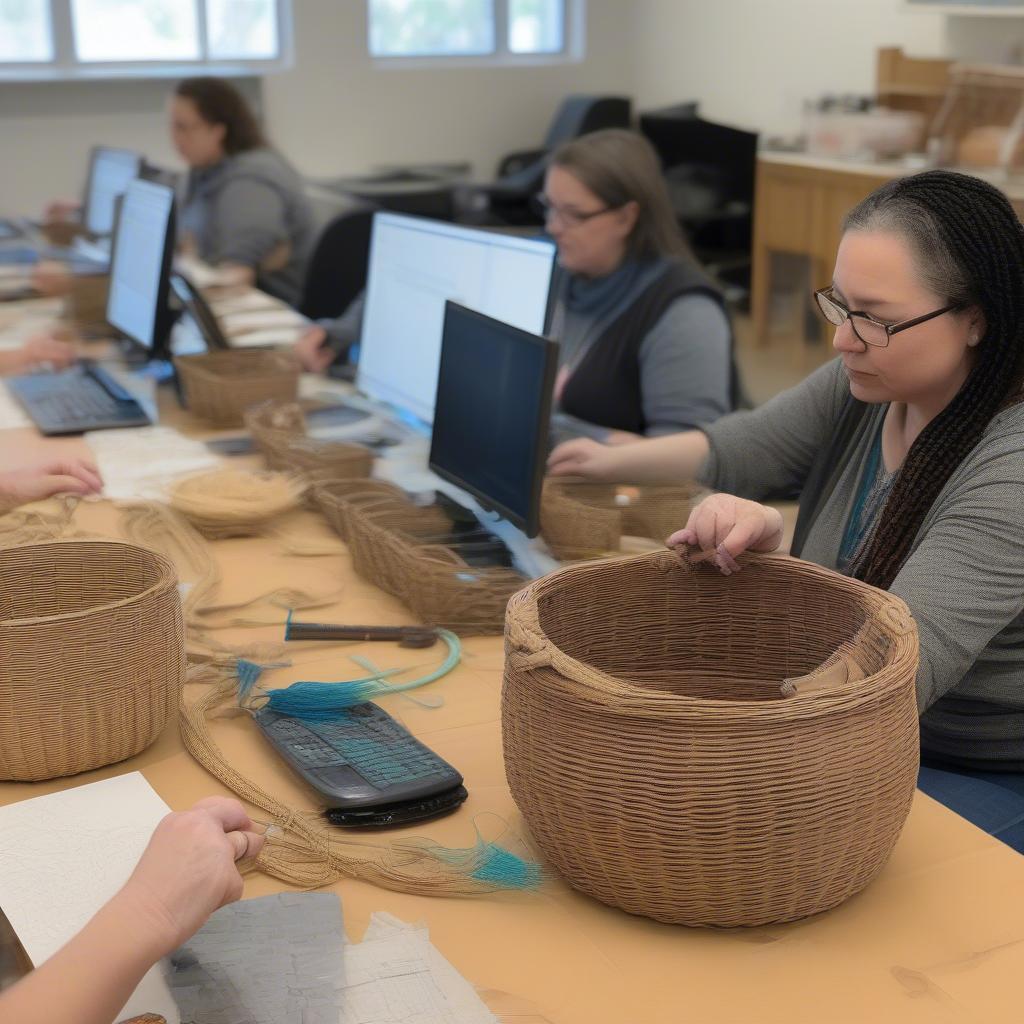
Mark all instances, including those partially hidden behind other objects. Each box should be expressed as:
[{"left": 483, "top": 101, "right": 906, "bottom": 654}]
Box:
[
  {"left": 0, "top": 0, "right": 293, "bottom": 82},
  {"left": 368, "top": 0, "right": 585, "bottom": 70}
]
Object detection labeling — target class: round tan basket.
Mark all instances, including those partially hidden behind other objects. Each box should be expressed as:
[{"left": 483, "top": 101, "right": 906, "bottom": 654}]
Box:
[
  {"left": 541, "top": 478, "right": 703, "bottom": 560},
  {"left": 503, "top": 549, "right": 920, "bottom": 927},
  {"left": 245, "top": 401, "right": 374, "bottom": 481},
  {"left": 0, "top": 540, "right": 184, "bottom": 782},
  {"left": 175, "top": 351, "right": 300, "bottom": 427},
  {"left": 168, "top": 468, "right": 305, "bottom": 538}
]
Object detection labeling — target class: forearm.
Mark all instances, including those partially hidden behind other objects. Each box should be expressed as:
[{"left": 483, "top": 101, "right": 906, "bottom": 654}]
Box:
[
  {"left": 0, "top": 892, "right": 169, "bottom": 1024},
  {"left": 604, "top": 429, "right": 710, "bottom": 484}
]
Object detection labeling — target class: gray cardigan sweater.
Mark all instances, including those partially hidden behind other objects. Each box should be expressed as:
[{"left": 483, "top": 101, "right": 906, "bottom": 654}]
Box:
[{"left": 700, "top": 358, "right": 1024, "bottom": 769}]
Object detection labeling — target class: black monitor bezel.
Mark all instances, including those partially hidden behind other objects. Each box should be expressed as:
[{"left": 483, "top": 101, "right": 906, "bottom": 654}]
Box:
[
  {"left": 81, "top": 145, "right": 143, "bottom": 240},
  {"left": 105, "top": 179, "right": 177, "bottom": 360},
  {"left": 428, "top": 300, "right": 557, "bottom": 538},
  {"left": 169, "top": 272, "right": 230, "bottom": 351}
]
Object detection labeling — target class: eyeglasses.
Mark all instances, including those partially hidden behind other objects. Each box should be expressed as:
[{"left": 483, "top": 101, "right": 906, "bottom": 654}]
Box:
[
  {"left": 532, "top": 193, "right": 617, "bottom": 228},
  {"left": 814, "top": 287, "right": 964, "bottom": 348}
]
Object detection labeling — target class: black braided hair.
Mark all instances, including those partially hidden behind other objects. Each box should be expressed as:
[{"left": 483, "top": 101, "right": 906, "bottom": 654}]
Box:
[{"left": 844, "top": 170, "right": 1024, "bottom": 590}]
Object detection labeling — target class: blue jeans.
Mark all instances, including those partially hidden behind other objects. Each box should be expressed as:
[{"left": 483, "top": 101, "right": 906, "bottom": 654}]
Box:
[{"left": 917, "top": 763, "right": 1024, "bottom": 853}]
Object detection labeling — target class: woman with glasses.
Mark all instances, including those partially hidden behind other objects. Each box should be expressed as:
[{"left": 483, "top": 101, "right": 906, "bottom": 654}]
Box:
[
  {"left": 539, "top": 129, "right": 735, "bottom": 444},
  {"left": 549, "top": 170, "right": 1024, "bottom": 850}
]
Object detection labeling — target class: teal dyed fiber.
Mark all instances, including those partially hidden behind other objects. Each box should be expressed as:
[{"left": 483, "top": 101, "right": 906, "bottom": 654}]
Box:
[
  {"left": 237, "top": 659, "right": 265, "bottom": 702},
  {"left": 470, "top": 843, "right": 543, "bottom": 890},
  {"left": 247, "top": 629, "right": 462, "bottom": 721}
]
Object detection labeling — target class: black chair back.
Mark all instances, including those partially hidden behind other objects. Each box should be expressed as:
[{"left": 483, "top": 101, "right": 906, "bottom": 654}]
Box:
[{"left": 299, "top": 206, "right": 376, "bottom": 321}]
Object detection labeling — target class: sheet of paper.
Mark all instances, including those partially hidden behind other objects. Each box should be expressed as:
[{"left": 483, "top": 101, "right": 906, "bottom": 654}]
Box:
[
  {"left": 167, "top": 893, "right": 345, "bottom": 1024},
  {"left": 340, "top": 913, "right": 497, "bottom": 1024},
  {"left": 220, "top": 308, "right": 309, "bottom": 333},
  {"left": 0, "top": 381, "right": 31, "bottom": 428},
  {"left": 0, "top": 772, "right": 179, "bottom": 1023},
  {"left": 226, "top": 326, "right": 305, "bottom": 349},
  {"left": 86, "top": 425, "right": 222, "bottom": 500},
  {"left": 208, "top": 292, "right": 281, "bottom": 317}
]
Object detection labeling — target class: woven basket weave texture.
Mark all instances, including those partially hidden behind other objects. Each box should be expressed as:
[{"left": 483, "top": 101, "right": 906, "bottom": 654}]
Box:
[
  {"left": 503, "top": 549, "right": 920, "bottom": 927},
  {"left": 175, "top": 351, "right": 299, "bottom": 426},
  {"left": 0, "top": 540, "right": 184, "bottom": 781}
]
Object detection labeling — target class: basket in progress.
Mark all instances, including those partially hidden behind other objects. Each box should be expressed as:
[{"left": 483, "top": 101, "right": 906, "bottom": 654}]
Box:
[
  {"left": 245, "top": 400, "right": 374, "bottom": 483},
  {"left": 541, "top": 479, "right": 702, "bottom": 561},
  {"left": 0, "top": 540, "right": 184, "bottom": 781},
  {"left": 503, "top": 549, "right": 920, "bottom": 927},
  {"left": 168, "top": 468, "right": 305, "bottom": 538},
  {"left": 320, "top": 483, "right": 526, "bottom": 634},
  {"left": 175, "top": 350, "right": 300, "bottom": 427}
]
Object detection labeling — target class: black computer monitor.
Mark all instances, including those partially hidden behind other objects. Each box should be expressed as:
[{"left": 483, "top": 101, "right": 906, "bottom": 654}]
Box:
[
  {"left": 428, "top": 301, "right": 557, "bottom": 538},
  {"left": 106, "top": 179, "right": 176, "bottom": 356},
  {"left": 82, "top": 146, "right": 143, "bottom": 238}
]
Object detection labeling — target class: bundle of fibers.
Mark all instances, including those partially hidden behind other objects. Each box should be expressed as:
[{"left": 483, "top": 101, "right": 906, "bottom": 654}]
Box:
[
  {"left": 180, "top": 660, "right": 543, "bottom": 896},
  {"left": 167, "top": 469, "right": 306, "bottom": 539}
]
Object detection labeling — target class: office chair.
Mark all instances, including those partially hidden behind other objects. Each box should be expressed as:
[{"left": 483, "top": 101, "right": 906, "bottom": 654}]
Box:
[
  {"left": 298, "top": 204, "right": 376, "bottom": 322},
  {"left": 467, "top": 95, "right": 633, "bottom": 226},
  {"left": 639, "top": 107, "right": 758, "bottom": 303}
]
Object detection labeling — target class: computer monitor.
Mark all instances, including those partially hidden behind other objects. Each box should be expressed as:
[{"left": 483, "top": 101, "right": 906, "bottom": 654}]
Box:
[
  {"left": 106, "top": 179, "right": 176, "bottom": 355},
  {"left": 429, "top": 301, "right": 557, "bottom": 538},
  {"left": 82, "top": 146, "right": 143, "bottom": 238},
  {"left": 356, "top": 212, "right": 556, "bottom": 425}
]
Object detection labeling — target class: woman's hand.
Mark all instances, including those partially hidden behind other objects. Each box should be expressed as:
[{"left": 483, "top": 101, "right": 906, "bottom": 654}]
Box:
[
  {"left": 112, "top": 797, "right": 265, "bottom": 958},
  {"left": 293, "top": 325, "right": 333, "bottom": 373},
  {"left": 4, "top": 331, "right": 79, "bottom": 374},
  {"left": 0, "top": 457, "right": 103, "bottom": 511},
  {"left": 667, "top": 492, "right": 784, "bottom": 575},
  {"left": 547, "top": 438, "right": 622, "bottom": 481}
]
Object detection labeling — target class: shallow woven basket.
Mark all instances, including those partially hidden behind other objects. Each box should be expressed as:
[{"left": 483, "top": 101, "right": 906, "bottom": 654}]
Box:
[
  {"left": 503, "top": 549, "right": 920, "bottom": 927},
  {"left": 0, "top": 540, "right": 184, "bottom": 781},
  {"left": 245, "top": 401, "right": 374, "bottom": 481},
  {"left": 541, "top": 478, "right": 703, "bottom": 560},
  {"left": 175, "top": 351, "right": 300, "bottom": 427},
  {"left": 168, "top": 469, "right": 305, "bottom": 538},
  {"left": 322, "top": 485, "right": 525, "bottom": 634}
]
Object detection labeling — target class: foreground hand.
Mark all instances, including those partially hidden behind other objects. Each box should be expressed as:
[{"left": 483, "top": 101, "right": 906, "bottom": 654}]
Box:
[
  {"left": 666, "top": 493, "right": 784, "bottom": 575},
  {"left": 8, "top": 332, "right": 78, "bottom": 373},
  {"left": 113, "top": 797, "right": 265, "bottom": 956},
  {"left": 293, "top": 325, "right": 333, "bottom": 373},
  {"left": 0, "top": 457, "right": 103, "bottom": 510},
  {"left": 547, "top": 437, "right": 621, "bottom": 480}
]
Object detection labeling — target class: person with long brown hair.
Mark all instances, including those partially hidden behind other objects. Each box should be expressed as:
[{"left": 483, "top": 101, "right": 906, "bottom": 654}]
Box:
[
  {"left": 549, "top": 170, "right": 1024, "bottom": 850},
  {"left": 171, "top": 76, "right": 314, "bottom": 306},
  {"left": 538, "top": 128, "right": 736, "bottom": 443}
]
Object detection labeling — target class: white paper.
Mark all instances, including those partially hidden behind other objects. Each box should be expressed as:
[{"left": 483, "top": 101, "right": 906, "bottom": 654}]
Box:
[
  {"left": 220, "top": 308, "right": 309, "bottom": 333},
  {"left": 0, "top": 772, "right": 179, "bottom": 1023},
  {"left": 86, "top": 424, "right": 222, "bottom": 499},
  {"left": 225, "top": 326, "right": 305, "bottom": 349},
  {"left": 340, "top": 913, "right": 497, "bottom": 1024}
]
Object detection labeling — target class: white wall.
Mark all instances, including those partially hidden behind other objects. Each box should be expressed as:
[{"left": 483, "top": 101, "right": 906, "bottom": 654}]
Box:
[
  {"left": 0, "top": 0, "right": 635, "bottom": 215},
  {"left": 631, "top": 0, "right": 975, "bottom": 138}
]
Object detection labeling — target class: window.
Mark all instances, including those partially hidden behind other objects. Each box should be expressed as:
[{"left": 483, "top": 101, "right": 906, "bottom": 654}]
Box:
[
  {"left": 368, "top": 0, "right": 577, "bottom": 63},
  {"left": 0, "top": 0, "right": 290, "bottom": 79}
]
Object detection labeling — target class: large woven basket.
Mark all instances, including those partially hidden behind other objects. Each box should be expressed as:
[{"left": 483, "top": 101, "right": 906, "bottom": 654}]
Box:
[
  {"left": 541, "top": 478, "right": 702, "bottom": 560},
  {"left": 175, "top": 351, "right": 300, "bottom": 427},
  {"left": 321, "top": 484, "right": 526, "bottom": 634},
  {"left": 244, "top": 400, "right": 374, "bottom": 485},
  {"left": 0, "top": 540, "right": 184, "bottom": 781},
  {"left": 503, "top": 549, "right": 920, "bottom": 927}
]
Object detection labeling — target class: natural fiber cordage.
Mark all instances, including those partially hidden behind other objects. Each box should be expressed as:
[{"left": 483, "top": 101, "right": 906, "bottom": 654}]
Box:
[{"left": 503, "top": 548, "right": 920, "bottom": 927}]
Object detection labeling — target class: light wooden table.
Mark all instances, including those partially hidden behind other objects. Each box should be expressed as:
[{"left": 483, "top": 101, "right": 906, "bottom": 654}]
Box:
[{"left": 1, "top": 306, "right": 1023, "bottom": 1024}]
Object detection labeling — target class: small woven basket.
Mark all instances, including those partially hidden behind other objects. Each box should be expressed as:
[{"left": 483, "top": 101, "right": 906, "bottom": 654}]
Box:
[
  {"left": 0, "top": 540, "right": 184, "bottom": 782},
  {"left": 503, "top": 549, "right": 920, "bottom": 927},
  {"left": 244, "top": 401, "right": 374, "bottom": 486},
  {"left": 167, "top": 468, "right": 305, "bottom": 538},
  {"left": 175, "top": 351, "right": 300, "bottom": 427},
  {"left": 320, "top": 484, "right": 526, "bottom": 633},
  {"left": 541, "top": 478, "right": 703, "bottom": 560}
]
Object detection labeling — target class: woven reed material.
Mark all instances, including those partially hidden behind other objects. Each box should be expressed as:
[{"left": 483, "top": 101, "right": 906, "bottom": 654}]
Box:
[
  {"left": 503, "top": 549, "right": 920, "bottom": 927},
  {"left": 168, "top": 469, "right": 306, "bottom": 539},
  {"left": 0, "top": 540, "right": 184, "bottom": 782},
  {"left": 316, "top": 483, "right": 526, "bottom": 634},
  {"left": 175, "top": 351, "right": 300, "bottom": 427},
  {"left": 540, "top": 478, "right": 703, "bottom": 561},
  {"left": 245, "top": 401, "right": 374, "bottom": 489}
]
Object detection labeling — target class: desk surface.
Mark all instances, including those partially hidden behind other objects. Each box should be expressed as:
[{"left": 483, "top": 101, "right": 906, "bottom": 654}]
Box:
[{"left": 0, "top": 302, "right": 1023, "bottom": 1024}]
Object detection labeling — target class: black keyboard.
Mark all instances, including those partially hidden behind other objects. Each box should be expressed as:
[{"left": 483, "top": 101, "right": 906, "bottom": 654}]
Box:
[
  {"left": 253, "top": 702, "right": 464, "bottom": 810},
  {"left": 6, "top": 361, "right": 151, "bottom": 435}
]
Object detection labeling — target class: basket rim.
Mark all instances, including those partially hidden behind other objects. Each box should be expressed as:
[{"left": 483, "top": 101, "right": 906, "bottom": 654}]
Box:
[
  {"left": 505, "top": 548, "right": 919, "bottom": 719},
  {"left": 0, "top": 539, "right": 178, "bottom": 629}
]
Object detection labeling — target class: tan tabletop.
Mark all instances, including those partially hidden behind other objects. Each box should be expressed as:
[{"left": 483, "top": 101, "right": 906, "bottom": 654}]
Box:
[{"left": 0, "top": 307, "right": 1023, "bottom": 1023}]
